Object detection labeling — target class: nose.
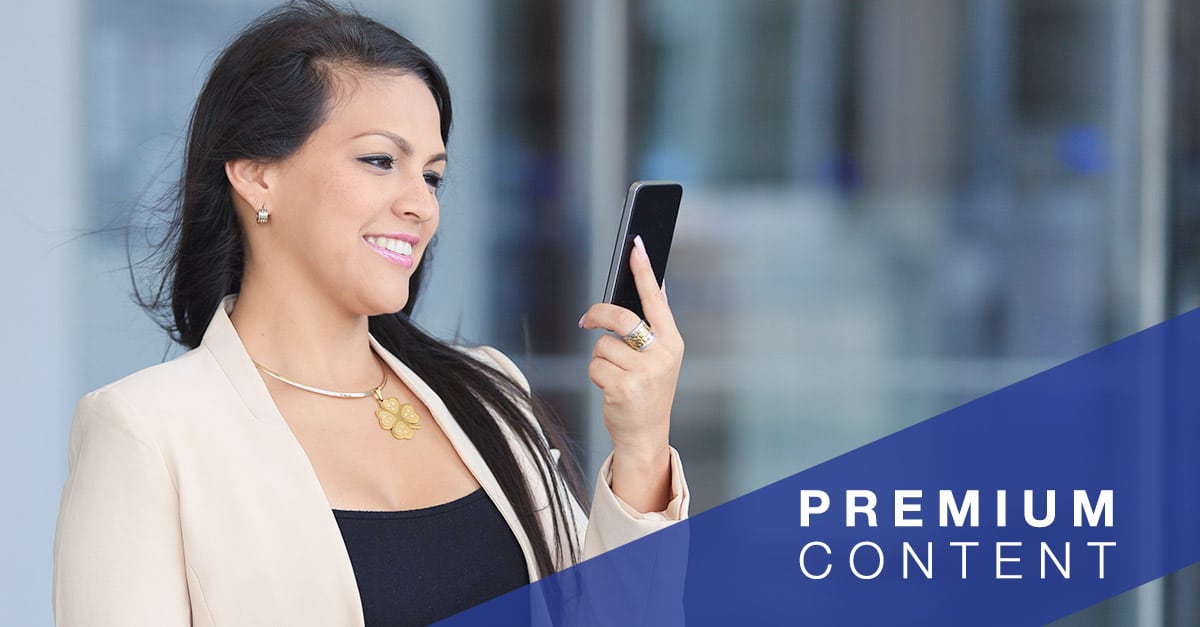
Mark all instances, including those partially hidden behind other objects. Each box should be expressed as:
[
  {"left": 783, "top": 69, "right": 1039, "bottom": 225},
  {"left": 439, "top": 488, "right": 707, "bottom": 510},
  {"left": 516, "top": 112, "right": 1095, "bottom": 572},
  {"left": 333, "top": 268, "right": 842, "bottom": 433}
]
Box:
[{"left": 393, "top": 172, "right": 438, "bottom": 223}]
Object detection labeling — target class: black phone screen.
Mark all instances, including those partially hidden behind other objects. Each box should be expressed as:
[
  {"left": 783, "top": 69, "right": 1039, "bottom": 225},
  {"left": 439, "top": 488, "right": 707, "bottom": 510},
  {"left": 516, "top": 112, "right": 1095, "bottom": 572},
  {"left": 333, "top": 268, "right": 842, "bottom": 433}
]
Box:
[{"left": 606, "top": 182, "right": 683, "bottom": 321}]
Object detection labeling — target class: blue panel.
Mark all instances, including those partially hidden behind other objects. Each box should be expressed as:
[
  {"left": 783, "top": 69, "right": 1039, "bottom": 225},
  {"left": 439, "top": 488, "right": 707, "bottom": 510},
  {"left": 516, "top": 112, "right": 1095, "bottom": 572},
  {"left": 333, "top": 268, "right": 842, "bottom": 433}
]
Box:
[{"left": 439, "top": 307, "right": 1200, "bottom": 625}]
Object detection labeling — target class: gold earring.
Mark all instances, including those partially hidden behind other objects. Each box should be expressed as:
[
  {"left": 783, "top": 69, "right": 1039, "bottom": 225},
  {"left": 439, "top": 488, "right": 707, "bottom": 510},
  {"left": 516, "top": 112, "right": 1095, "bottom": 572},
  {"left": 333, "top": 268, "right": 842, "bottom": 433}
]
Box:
[{"left": 256, "top": 204, "right": 269, "bottom": 224}]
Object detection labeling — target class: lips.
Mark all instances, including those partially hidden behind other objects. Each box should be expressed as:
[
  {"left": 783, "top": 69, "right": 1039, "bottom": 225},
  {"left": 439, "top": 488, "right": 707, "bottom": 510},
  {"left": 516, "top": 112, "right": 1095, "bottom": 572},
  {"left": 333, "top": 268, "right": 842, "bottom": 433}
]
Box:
[{"left": 364, "top": 234, "right": 418, "bottom": 268}]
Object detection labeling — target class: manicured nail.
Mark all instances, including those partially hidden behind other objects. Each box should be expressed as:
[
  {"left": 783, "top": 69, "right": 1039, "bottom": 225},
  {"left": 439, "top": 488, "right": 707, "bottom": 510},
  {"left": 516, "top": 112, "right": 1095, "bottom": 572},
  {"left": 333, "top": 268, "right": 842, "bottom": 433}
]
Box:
[
  {"left": 633, "top": 235, "right": 648, "bottom": 260},
  {"left": 578, "top": 314, "right": 586, "bottom": 328}
]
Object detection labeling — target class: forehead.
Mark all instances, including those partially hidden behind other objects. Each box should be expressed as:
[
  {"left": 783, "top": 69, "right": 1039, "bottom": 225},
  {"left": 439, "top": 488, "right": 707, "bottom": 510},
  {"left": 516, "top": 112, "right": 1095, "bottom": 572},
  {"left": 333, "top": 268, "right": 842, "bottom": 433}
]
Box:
[{"left": 315, "top": 70, "right": 444, "bottom": 151}]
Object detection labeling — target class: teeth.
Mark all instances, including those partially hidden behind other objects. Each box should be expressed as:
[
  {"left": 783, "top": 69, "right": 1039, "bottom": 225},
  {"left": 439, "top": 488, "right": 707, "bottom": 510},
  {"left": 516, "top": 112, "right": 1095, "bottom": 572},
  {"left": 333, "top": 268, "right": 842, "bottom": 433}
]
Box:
[{"left": 366, "top": 236, "right": 413, "bottom": 256}]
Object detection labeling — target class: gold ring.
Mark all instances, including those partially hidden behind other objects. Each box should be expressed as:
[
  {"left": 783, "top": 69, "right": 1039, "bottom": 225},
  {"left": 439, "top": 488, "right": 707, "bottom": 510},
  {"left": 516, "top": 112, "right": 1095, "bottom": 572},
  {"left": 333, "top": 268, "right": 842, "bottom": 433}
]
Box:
[{"left": 622, "top": 320, "right": 656, "bottom": 352}]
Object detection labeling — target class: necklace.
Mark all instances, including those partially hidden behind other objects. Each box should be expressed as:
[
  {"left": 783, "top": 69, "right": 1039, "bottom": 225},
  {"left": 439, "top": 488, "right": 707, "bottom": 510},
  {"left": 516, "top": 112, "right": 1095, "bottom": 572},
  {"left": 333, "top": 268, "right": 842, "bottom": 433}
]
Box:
[{"left": 253, "top": 357, "right": 422, "bottom": 440}]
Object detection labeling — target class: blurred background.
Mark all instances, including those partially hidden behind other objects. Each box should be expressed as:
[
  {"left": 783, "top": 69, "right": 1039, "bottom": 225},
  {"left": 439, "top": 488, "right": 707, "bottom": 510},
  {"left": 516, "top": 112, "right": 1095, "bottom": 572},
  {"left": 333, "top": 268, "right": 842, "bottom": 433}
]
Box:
[{"left": 4, "top": 0, "right": 1199, "bottom": 624}]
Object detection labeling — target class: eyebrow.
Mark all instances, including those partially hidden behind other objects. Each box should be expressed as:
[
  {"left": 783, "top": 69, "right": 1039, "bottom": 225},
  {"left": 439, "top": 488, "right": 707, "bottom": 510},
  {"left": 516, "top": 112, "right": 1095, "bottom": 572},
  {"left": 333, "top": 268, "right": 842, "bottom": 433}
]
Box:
[{"left": 355, "top": 130, "right": 447, "bottom": 165}]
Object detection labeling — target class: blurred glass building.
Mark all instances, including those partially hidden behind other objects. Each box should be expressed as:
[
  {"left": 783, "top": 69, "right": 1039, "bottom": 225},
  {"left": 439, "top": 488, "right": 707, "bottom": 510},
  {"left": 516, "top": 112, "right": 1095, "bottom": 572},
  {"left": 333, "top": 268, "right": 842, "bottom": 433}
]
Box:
[{"left": 3, "top": 0, "right": 1197, "bottom": 624}]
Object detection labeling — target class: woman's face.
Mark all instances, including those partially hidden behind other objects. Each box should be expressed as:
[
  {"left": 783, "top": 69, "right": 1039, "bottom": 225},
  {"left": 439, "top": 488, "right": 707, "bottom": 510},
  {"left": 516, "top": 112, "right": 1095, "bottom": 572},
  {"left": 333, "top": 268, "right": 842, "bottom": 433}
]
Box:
[{"left": 253, "top": 70, "right": 446, "bottom": 317}]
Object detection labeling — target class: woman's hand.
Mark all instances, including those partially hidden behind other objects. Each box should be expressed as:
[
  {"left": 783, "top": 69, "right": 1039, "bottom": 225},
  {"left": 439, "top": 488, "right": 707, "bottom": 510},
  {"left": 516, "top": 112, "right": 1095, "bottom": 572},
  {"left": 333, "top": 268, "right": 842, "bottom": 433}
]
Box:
[{"left": 579, "top": 235, "right": 684, "bottom": 513}]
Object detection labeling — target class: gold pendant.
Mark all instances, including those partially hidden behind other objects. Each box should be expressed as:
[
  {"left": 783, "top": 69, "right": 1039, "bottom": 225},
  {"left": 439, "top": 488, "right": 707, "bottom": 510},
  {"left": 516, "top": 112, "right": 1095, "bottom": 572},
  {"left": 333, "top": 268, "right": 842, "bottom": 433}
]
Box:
[{"left": 374, "top": 395, "right": 421, "bottom": 440}]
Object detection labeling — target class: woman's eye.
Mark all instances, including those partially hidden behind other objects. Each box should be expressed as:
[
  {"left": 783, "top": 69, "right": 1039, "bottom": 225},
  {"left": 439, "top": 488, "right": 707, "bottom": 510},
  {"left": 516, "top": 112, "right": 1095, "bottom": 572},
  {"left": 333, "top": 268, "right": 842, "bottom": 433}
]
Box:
[
  {"left": 359, "top": 155, "right": 395, "bottom": 170},
  {"left": 424, "top": 172, "right": 444, "bottom": 191}
]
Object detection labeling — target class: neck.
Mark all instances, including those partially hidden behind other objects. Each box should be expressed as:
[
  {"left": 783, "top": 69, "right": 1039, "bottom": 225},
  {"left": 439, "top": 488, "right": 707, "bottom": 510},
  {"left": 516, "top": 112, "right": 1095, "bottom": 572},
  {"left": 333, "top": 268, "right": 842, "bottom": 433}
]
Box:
[{"left": 230, "top": 269, "right": 380, "bottom": 391}]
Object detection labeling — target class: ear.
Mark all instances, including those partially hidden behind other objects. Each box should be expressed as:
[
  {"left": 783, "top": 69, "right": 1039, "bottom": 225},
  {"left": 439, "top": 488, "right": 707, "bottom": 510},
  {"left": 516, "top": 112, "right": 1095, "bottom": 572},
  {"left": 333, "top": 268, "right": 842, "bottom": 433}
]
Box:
[{"left": 225, "top": 158, "right": 271, "bottom": 212}]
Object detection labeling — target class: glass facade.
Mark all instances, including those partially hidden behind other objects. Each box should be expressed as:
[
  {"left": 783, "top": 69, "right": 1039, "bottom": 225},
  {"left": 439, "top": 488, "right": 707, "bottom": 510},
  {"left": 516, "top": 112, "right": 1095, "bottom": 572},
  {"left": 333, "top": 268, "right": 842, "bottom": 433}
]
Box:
[{"left": 4, "top": 0, "right": 1194, "bottom": 624}]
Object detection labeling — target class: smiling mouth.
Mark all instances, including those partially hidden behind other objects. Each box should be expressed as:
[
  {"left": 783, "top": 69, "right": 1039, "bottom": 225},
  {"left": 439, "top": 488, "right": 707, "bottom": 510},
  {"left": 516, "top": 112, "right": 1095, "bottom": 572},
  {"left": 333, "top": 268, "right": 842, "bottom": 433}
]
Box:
[{"left": 364, "top": 235, "right": 415, "bottom": 256}]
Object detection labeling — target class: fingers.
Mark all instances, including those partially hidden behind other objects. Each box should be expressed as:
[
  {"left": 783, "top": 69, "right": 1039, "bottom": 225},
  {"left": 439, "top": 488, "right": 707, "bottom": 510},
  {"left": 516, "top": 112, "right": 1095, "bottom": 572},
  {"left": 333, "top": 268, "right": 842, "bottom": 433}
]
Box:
[
  {"left": 587, "top": 334, "right": 673, "bottom": 398},
  {"left": 579, "top": 302, "right": 644, "bottom": 338},
  {"left": 579, "top": 300, "right": 683, "bottom": 362},
  {"left": 628, "top": 235, "right": 677, "bottom": 335},
  {"left": 592, "top": 333, "right": 638, "bottom": 370},
  {"left": 587, "top": 355, "right": 624, "bottom": 390}
]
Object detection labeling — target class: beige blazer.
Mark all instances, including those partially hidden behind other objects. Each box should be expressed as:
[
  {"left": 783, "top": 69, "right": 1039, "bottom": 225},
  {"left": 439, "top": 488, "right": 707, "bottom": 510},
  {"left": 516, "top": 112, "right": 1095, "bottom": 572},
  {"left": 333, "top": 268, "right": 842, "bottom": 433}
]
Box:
[{"left": 53, "top": 298, "right": 689, "bottom": 626}]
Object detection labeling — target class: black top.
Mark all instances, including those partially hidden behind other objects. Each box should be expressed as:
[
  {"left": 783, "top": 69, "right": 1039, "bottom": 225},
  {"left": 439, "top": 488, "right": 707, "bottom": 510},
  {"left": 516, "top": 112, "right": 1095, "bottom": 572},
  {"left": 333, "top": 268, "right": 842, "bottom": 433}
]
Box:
[{"left": 333, "top": 488, "right": 530, "bottom": 626}]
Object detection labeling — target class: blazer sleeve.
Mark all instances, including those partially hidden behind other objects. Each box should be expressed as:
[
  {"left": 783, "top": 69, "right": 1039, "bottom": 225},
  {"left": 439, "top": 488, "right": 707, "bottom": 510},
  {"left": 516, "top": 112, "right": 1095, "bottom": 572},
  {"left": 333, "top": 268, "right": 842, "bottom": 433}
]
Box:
[
  {"left": 473, "top": 346, "right": 690, "bottom": 552},
  {"left": 53, "top": 388, "right": 192, "bottom": 626}
]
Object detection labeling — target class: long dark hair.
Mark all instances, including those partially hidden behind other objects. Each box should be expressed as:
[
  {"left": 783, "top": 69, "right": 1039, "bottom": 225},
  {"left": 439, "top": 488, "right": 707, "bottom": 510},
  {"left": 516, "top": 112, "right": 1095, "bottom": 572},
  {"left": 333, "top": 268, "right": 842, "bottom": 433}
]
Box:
[{"left": 136, "top": 0, "right": 585, "bottom": 578}]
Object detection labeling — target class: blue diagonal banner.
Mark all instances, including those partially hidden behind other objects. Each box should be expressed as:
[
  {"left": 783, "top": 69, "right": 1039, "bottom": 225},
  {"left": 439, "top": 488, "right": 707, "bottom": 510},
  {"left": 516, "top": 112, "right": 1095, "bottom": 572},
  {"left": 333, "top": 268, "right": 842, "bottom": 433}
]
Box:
[{"left": 439, "top": 308, "right": 1200, "bottom": 626}]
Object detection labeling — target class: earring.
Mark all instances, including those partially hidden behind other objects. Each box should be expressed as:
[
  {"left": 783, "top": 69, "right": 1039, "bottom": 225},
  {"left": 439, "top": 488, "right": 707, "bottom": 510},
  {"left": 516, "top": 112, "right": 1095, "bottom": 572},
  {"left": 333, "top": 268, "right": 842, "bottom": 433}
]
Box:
[{"left": 256, "top": 204, "right": 270, "bottom": 224}]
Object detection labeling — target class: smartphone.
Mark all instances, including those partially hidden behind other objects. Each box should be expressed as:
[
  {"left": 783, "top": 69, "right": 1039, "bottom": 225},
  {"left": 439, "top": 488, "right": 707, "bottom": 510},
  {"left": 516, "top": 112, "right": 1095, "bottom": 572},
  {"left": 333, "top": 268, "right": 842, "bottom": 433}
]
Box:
[{"left": 602, "top": 181, "right": 683, "bottom": 321}]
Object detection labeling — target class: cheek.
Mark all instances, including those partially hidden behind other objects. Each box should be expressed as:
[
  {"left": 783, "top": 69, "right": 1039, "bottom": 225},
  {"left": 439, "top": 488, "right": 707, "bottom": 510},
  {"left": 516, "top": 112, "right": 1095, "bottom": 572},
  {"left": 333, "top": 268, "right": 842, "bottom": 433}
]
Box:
[{"left": 312, "top": 181, "right": 384, "bottom": 236}]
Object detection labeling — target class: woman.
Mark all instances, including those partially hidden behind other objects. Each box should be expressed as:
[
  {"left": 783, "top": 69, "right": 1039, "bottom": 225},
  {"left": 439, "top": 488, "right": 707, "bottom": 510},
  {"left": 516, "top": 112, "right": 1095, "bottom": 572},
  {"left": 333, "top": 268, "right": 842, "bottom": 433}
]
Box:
[{"left": 52, "top": 2, "right": 688, "bottom": 625}]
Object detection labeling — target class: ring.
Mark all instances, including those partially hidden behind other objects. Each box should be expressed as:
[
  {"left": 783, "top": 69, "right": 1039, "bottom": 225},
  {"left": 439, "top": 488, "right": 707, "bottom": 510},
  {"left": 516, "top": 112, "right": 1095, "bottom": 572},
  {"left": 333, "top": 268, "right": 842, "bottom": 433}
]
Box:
[{"left": 622, "top": 320, "right": 656, "bottom": 352}]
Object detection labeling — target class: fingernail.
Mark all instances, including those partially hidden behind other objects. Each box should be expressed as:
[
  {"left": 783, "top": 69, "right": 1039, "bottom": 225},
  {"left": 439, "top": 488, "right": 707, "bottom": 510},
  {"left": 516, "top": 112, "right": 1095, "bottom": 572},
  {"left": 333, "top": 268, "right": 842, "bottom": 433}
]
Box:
[
  {"left": 633, "top": 235, "right": 648, "bottom": 259},
  {"left": 577, "top": 314, "right": 586, "bottom": 328}
]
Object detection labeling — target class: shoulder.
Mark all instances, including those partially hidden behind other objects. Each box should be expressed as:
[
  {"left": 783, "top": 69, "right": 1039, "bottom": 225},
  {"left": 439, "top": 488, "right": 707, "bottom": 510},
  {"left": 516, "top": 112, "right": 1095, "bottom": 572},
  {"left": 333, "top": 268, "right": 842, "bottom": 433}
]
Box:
[
  {"left": 453, "top": 345, "right": 554, "bottom": 446},
  {"left": 73, "top": 347, "right": 221, "bottom": 440},
  {"left": 85, "top": 346, "right": 219, "bottom": 404}
]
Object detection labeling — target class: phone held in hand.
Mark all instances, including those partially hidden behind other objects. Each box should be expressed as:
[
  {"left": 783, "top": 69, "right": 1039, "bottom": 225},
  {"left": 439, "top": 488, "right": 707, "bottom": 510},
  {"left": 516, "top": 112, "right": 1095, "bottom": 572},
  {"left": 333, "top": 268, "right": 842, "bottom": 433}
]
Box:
[{"left": 602, "top": 181, "right": 683, "bottom": 321}]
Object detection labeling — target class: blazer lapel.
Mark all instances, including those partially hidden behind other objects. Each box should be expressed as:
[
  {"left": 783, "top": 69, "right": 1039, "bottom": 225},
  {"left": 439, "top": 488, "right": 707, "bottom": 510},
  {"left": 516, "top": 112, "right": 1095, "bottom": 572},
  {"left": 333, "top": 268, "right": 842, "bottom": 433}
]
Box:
[
  {"left": 200, "top": 296, "right": 366, "bottom": 625},
  {"left": 202, "top": 296, "right": 291, "bottom": 427},
  {"left": 369, "top": 335, "right": 542, "bottom": 581}
]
